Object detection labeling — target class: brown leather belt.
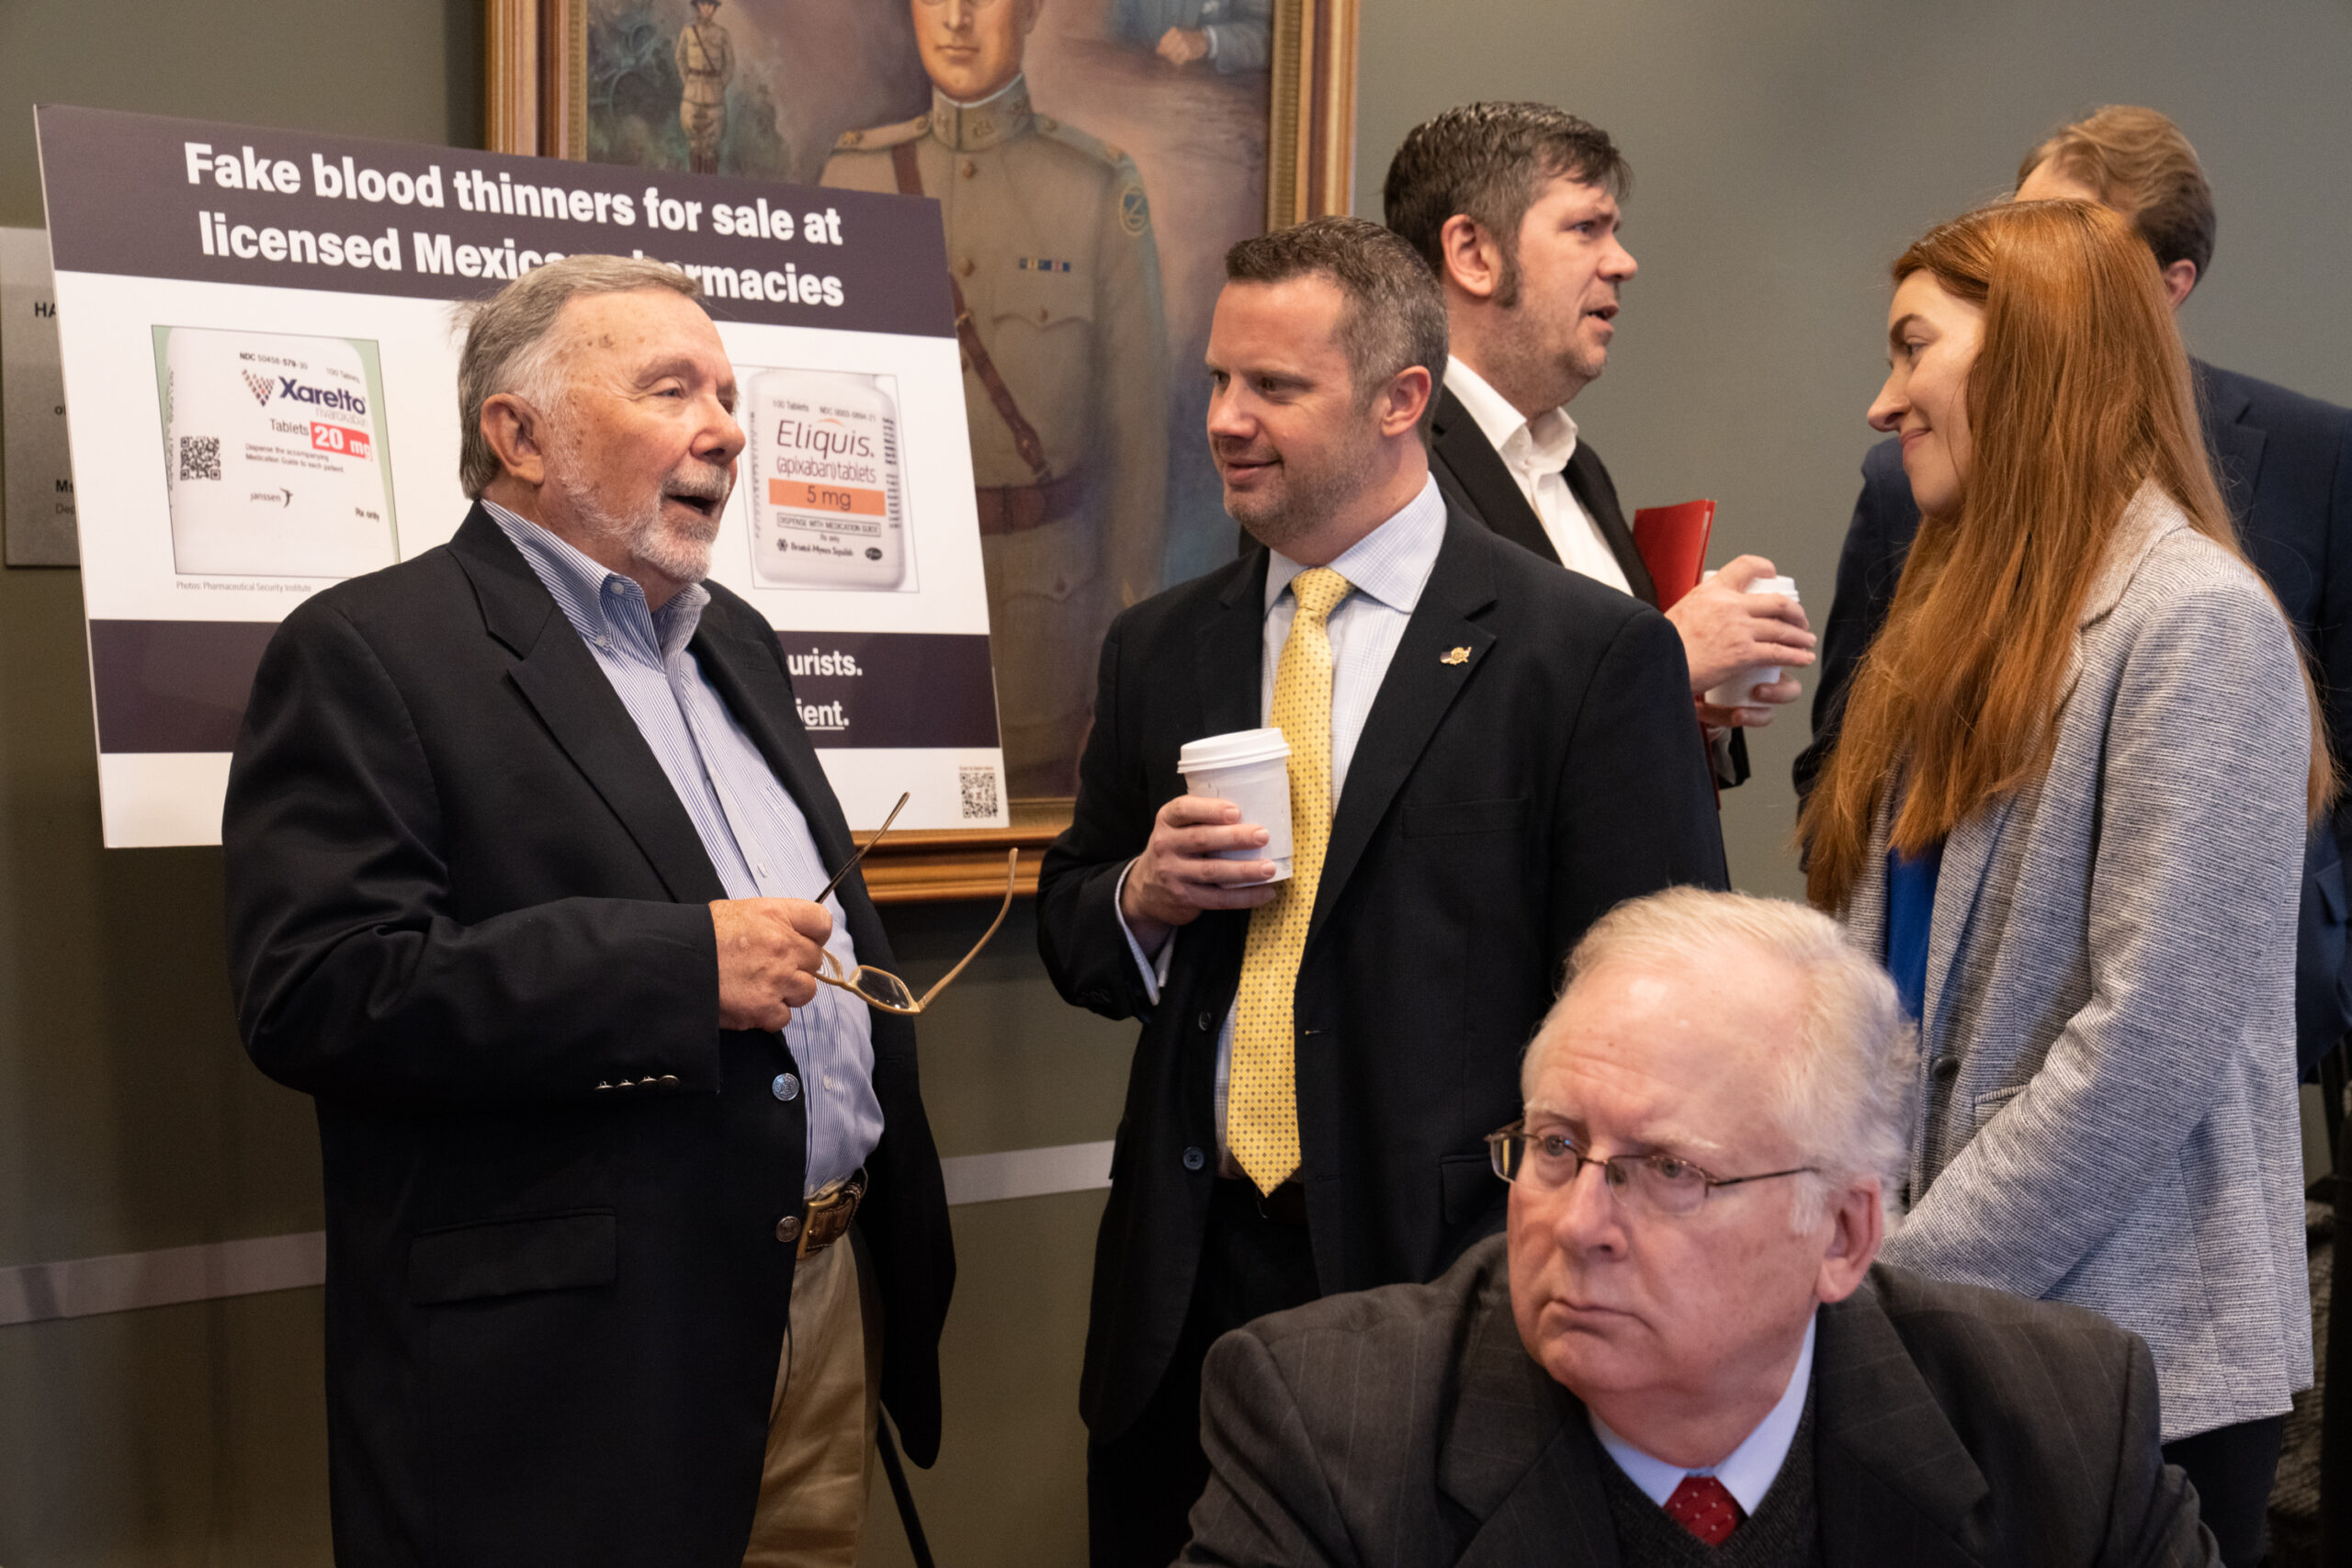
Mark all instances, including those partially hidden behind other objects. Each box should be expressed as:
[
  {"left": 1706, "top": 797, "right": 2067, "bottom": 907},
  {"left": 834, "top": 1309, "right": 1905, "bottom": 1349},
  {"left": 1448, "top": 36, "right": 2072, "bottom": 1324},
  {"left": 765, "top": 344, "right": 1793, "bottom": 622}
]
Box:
[
  {"left": 975, "top": 470, "right": 1086, "bottom": 536},
  {"left": 798, "top": 1168, "right": 866, "bottom": 1259}
]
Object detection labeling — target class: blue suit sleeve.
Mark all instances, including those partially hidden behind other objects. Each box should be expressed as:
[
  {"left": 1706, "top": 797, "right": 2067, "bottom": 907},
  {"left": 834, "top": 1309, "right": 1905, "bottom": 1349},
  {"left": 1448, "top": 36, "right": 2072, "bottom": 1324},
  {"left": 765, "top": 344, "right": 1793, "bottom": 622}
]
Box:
[{"left": 1795, "top": 438, "right": 1919, "bottom": 807}]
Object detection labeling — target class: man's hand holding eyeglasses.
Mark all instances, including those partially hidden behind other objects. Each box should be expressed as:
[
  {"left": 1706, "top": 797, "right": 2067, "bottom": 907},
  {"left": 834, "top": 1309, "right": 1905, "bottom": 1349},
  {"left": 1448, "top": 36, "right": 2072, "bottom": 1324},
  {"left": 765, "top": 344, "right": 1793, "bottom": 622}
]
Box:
[
  {"left": 1120, "top": 795, "right": 1281, "bottom": 957},
  {"left": 711, "top": 897, "right": 833, "bottom": 1032}
]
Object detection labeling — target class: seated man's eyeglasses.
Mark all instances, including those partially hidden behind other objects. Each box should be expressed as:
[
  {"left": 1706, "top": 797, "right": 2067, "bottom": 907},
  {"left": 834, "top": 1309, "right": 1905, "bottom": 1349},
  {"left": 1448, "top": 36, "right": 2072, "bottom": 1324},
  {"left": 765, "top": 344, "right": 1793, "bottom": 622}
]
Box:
[
  {"left": 808, "top": 792, "right": 1018, "bottom": 1016},
  {"left": 1486, "top": 1121, "right": 1816, "bottom": 1217}
]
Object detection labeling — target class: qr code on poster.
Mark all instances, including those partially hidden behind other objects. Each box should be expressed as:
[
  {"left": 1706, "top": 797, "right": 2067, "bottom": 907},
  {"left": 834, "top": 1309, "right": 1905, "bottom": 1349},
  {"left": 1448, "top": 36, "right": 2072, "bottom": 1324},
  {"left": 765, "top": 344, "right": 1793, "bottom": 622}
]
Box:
[
  {"left": 958, "top": 765, "right": 1001, "bottom": 821},
  {"left": 177, "top": 435, "right": 222, "bottom": 481}
]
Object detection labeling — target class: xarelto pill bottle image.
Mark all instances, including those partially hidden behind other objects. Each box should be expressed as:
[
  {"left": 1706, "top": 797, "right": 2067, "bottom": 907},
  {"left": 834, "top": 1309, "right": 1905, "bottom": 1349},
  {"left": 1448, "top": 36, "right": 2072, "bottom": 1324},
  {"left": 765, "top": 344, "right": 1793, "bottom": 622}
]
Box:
[
  {"left": 742, "top": 368, "right": 912, "bottom": 591},
  {"left": 156, "top": 325, "right": 399, "bottom": 579}
]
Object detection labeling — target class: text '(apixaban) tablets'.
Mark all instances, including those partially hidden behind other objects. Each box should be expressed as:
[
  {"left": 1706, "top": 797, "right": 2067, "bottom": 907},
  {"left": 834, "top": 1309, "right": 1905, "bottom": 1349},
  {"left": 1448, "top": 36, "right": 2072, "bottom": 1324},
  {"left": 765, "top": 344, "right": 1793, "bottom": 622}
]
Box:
[{"left": 743, "top": 367, "right": 910, "bottom": 591}]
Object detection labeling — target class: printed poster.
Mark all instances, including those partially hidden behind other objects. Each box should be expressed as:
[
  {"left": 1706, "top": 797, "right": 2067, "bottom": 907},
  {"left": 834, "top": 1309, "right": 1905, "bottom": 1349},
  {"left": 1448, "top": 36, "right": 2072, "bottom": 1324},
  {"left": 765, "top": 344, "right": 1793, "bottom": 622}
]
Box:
[{"left": 36, "top": 104, "right": 1006, "bottom": 848}]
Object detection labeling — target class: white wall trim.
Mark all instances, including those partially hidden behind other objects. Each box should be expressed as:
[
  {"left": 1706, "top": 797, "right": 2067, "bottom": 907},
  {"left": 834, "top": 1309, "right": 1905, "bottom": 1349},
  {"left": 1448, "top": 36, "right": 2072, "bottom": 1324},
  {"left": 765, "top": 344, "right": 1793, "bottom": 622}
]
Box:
[
  {"left": 0, "top": 1140, "right": 1114, "bottom": 1327},
  {"left": 0, "top": 1230, "right": 326, "bottom": 1328},
  {"left": 939, "top": 1139, "right": 1113, "bottom": 1206}
]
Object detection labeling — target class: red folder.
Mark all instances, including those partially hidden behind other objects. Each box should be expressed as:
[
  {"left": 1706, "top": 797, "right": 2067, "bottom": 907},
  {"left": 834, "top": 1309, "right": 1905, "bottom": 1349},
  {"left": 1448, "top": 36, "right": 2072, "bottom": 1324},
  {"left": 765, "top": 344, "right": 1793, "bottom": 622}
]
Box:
[{"left": 1632, "top": 499, "right": 1717, "bottom": 612}]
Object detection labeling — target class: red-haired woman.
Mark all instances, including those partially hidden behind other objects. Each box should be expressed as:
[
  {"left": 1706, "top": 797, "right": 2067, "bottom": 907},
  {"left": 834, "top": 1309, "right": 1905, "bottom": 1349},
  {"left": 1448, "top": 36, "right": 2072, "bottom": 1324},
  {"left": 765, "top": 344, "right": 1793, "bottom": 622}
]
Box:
[{"left": 1802, "top": 199, "right": 2331, "bottom": 1565}]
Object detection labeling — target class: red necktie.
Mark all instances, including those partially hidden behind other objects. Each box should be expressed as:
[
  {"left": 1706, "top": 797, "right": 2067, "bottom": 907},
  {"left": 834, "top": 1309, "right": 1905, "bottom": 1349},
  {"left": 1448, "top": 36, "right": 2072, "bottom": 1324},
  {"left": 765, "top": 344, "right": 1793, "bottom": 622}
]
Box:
[{"left": 1663, "top": 1474, "right": 1744, "bottom": 1546}]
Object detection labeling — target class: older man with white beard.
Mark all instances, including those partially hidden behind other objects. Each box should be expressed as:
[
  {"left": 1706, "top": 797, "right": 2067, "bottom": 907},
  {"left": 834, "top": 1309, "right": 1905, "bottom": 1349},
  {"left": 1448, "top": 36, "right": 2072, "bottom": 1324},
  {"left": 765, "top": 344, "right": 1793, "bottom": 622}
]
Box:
[{"left": 222, "top": 254, "right": 954, "bottom": 1568}]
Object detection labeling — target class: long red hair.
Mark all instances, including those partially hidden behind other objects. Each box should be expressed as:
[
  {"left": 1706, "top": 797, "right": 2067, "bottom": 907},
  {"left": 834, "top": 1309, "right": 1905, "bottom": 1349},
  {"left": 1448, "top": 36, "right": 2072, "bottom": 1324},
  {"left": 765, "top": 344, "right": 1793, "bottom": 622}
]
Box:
[{"left": 1803, "top": 200, "right": 2331, "bottom": 912}]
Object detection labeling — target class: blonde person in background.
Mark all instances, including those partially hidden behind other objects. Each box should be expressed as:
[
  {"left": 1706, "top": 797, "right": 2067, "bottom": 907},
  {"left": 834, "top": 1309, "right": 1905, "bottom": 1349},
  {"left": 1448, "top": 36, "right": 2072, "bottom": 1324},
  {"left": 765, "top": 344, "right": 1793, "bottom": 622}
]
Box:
[{"left": 1802, "top": 199, "right": 2332, "bottom": 1567}]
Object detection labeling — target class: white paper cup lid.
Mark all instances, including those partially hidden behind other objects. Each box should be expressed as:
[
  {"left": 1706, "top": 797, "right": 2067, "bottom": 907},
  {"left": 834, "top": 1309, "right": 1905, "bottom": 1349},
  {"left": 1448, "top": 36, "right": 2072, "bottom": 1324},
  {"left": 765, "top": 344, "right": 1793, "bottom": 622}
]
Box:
[
  {"left": 1750, "top": 575, "right": 1799, "bottom": 598},
  {"left": 1178, "top": 727, "right": 1292, "bottom": 773}
]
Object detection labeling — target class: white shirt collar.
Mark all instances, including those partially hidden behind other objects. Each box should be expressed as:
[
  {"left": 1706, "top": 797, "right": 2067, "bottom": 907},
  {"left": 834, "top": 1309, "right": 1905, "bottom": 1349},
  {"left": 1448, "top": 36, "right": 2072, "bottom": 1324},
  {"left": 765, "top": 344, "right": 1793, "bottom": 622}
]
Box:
[
  {"left": 1445, "top": 356, "right": 1579, "bottom": 480},
  {"left": 1263, "top": 474, "right": 1447, "bottom": 617},
  {"left": 1589, "top": 1313, "right": 1817, "bottom": 1517}
]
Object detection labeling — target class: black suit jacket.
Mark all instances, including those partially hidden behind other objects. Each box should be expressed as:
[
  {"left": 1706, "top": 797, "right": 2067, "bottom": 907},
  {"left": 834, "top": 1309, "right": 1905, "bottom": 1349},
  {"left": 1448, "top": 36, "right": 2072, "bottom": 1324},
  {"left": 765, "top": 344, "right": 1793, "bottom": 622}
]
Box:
[
  {"left": 1797, "top": 360, "right": 2352, "bottom": 1067},
  {"left": 1035, "top": 503, "right": 1727, "bottom": 1440},
  {"left": 1180, "top": 1235, "right": 2216, "bottom": 1568},
  {"left": 222, "top": 507, "right": 954, "bottom": 1567},
  {"left": 1429, "top": 386, "right": 1752, "bottom": 786}
]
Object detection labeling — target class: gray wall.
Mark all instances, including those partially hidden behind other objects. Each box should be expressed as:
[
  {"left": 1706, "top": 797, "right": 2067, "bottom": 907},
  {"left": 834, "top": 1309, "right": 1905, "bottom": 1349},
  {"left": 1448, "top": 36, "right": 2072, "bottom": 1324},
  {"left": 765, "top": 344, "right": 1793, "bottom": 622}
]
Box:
[
  {"left": 0, "top": 4, "right": 478, "bottom": 1562},
  {"left": 3, "top": 1, "right": 2350, "bottom": 1563}
]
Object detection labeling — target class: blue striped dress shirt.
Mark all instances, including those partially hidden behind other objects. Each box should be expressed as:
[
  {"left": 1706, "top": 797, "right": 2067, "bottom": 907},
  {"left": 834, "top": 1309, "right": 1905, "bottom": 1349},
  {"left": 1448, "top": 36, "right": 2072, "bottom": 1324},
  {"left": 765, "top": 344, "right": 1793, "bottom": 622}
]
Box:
[{"left": 485, "top": 502, "right": 883, "bottom": 1196}]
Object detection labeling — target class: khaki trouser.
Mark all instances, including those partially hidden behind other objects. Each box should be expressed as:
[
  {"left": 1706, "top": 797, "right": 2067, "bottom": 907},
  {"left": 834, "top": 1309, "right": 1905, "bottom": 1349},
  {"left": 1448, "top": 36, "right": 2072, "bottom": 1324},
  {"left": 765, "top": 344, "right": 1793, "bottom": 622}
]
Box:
[
  {"left": 741, "top": 1230, "right": 882, "bottom": 1567},
  {"left": 682, "top": 99, "right": 724, "bottom": 167}
]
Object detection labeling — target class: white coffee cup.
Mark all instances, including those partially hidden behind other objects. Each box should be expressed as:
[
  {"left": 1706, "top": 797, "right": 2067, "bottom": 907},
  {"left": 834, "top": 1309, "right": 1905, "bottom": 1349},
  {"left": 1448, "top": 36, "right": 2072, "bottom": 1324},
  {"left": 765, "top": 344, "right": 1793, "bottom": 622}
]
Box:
[
  {"left": 1704, "top": 574, "right": 1801, "bottom": 709},
  {"left": 1178, "top": 728, "right": 1294, "bottom": 882}
]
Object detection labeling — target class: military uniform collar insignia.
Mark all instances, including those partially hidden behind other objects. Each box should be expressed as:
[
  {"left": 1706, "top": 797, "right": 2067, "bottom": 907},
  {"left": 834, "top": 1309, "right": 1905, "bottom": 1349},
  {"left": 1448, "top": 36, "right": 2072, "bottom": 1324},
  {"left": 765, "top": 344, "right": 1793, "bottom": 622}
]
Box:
[{"left": 931, "top": 76, "right": 1035, "bottom": 152}]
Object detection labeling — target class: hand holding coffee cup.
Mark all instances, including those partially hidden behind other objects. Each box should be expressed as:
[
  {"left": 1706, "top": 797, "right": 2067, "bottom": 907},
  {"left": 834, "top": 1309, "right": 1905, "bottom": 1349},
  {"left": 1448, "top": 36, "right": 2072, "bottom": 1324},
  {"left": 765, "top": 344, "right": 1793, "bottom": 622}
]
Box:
[
  {"left": 1178, "top": 729, "right": 1295, "bottom": 880},
  {"left": 1665, "top": 556, "right": 1815, "bottom": 728},
  {"left": 1120, "top": 729, "right": 1296, "bottom": 953}
]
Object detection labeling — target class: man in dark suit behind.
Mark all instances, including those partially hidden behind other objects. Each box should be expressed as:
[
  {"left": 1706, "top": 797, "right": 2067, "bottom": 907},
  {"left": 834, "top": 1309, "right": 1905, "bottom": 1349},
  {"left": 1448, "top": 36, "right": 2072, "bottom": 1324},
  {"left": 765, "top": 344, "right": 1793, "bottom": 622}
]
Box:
[
  {"left": 1037, "top": 217, "right": 1726, "bottom": 1567},
  {"left": 1181, "top": 887, "right": 2216, "bottom": 1568},
  {"left": 223, "top": 256, "right": 953, "bottom": 1566},
  {"left": 1383, "top": 104, "right": 1817, "bottom": 787}
]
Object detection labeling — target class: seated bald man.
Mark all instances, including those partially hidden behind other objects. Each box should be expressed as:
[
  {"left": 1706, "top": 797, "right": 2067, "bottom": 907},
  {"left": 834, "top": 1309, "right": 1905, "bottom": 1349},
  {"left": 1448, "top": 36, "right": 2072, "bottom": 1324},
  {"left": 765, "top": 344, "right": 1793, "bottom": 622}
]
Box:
[{"left": 1177, "top": 887, "right": 2215, "bottom": 1568}]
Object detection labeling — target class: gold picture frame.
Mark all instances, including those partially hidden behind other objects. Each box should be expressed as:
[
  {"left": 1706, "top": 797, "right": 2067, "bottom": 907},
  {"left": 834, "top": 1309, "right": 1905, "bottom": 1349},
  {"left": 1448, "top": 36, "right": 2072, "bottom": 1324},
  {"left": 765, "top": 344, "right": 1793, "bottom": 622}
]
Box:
[{"left": 484, "top": 0, "right": 1357, "bottom": 902}]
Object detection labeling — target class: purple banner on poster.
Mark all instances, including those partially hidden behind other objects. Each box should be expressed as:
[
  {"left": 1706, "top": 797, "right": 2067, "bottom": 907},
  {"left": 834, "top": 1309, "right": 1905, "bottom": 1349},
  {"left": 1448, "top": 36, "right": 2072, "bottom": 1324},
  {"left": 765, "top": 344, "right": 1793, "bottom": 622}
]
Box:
[
  {"left": 87, "top": 621, "right": 994, "bottom": 754},
  {"left": 779, "top": 632, "right": 999, "bottom": 750},
  {"left": 88, "top": 619, "right": 277, "bottom": 753},
  {"left": 34, "top": 105, "right": 954, "bottom": 338}
]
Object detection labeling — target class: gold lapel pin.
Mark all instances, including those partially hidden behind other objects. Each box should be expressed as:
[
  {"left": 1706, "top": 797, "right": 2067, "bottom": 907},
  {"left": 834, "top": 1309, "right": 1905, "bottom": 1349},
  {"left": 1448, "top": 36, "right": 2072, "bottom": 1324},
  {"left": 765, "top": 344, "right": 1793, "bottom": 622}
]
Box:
[{"left": 1441, "top": 646, "right": 1471, "bottom": 666}]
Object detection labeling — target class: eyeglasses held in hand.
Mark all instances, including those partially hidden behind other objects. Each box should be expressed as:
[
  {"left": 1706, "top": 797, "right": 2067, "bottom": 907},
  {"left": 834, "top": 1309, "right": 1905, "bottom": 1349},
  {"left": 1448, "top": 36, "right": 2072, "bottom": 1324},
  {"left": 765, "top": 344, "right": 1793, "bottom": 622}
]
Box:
[
  {"left": 810, "top": 792, "right": 1019, "bottom": 1016},
  {"left": 1485, "top": 1120, "right": 1816, "bottom": 1218}
]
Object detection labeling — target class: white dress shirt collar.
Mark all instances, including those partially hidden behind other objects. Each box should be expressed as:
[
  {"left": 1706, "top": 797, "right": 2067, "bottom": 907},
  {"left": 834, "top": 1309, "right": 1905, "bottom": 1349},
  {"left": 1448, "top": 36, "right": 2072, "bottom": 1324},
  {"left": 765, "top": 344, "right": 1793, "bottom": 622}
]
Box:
[
  {"left": 1589, "top": 1313, "right": 1818, "bottom": 1517},
  {"left": 1263, "top": 472, "right": 1448, "bottom": 619},
  {"left": 1445, "top": 356, "right": 1580, "bottom": 483}
]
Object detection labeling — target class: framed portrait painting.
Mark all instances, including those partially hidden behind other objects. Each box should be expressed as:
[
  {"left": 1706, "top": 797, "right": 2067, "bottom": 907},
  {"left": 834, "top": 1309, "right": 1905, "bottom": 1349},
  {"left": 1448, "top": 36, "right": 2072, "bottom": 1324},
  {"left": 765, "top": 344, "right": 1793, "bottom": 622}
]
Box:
[{"left": 486, "top": 0, "right": 1355, "bottom": 899}]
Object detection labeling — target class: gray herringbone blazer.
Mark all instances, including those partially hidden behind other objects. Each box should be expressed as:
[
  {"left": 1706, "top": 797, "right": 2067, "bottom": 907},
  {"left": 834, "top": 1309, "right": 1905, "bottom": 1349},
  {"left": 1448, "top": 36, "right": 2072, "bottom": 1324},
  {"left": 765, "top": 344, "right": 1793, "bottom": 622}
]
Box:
[
  {"left": 1180, "top": 1235, "right": 2213, "bottom": 1567},
  {"left": 1855, "top": 485, "right": 2312, "bottom": 1441}
]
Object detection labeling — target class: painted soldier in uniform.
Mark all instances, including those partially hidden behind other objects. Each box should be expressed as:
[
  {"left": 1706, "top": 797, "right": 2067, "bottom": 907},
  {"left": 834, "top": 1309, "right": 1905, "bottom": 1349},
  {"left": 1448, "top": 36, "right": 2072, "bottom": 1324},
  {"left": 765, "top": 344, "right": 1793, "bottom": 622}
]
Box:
[
  {"left": 675, "top": 0, "right": 733, "bottom": 175},
  {"left": 823, "top": 0, "right": 1170, "bottom": 800}
]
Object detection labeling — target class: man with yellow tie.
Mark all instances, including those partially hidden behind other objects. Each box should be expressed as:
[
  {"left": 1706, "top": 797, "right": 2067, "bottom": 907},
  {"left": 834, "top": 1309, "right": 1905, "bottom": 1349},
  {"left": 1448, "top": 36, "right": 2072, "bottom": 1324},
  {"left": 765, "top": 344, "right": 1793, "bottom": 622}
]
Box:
[{"left": 1037, "top": 216, "right": 1729, "bottom": 1568}]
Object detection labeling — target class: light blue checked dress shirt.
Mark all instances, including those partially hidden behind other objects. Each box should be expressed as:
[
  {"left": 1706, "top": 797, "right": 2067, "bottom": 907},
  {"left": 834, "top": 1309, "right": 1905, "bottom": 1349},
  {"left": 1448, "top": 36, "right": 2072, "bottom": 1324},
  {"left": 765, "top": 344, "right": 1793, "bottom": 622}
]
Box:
[
  {"left": 1116, "top": 475, "right": 1449, "bottom": 1162},
  {"left": 486, "top": 502, "right": 883, "bottom": 1196}
]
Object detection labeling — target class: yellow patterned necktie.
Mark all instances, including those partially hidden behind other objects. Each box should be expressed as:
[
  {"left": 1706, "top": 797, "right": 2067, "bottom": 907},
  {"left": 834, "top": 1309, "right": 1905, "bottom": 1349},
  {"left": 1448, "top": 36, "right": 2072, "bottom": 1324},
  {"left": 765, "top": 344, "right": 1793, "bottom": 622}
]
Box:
[{"left": 1229, "top": 566, "right": 1351, "bottom": 1195}]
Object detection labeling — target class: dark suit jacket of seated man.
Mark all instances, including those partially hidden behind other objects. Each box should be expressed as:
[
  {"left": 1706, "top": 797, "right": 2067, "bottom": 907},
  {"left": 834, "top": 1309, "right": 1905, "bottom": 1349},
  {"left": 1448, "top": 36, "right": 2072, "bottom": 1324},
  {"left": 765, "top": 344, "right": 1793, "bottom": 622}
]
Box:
[
  {"left": 222, "top": 258, "right": 953, "bottom": 1567},
  {"left": 1179, "top": 888, "right": 2215, "bottom": 1568},
  {"left": 1038, "top": 216, "right": 1727, "bottom": 1568}
]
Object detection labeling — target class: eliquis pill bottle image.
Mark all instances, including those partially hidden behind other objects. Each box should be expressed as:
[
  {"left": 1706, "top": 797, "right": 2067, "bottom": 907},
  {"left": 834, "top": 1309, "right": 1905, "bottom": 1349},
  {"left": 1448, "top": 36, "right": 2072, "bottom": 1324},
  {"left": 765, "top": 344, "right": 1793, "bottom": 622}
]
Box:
[
  {"left": 742, "top": 368, "right": 912, "bottom": 591},
  {"left": 156, "top": 325, "right": 400, "bottom": 579}
]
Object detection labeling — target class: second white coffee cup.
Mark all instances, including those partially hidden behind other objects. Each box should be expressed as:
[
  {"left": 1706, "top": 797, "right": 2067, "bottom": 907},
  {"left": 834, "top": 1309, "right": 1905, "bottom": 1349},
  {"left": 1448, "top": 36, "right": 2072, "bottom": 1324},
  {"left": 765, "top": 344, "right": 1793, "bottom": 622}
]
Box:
[
  {"left": 1704, "top": 573, "right": 1802, "bottom": 708},
  {"left": 1178, "top": 728, "right": 1294, "bottom": 883}
]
